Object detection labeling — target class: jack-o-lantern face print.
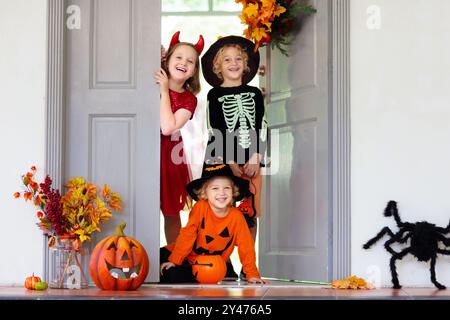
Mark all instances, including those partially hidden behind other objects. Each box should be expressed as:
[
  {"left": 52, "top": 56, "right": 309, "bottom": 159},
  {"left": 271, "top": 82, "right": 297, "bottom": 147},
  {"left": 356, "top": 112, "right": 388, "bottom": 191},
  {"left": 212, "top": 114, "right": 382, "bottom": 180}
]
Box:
[
  {"left": 193, "top": 218, "right": 234, "bottom": 256},
  {"left": 90, "top": 223, "right": 149, "bottom": 290}
]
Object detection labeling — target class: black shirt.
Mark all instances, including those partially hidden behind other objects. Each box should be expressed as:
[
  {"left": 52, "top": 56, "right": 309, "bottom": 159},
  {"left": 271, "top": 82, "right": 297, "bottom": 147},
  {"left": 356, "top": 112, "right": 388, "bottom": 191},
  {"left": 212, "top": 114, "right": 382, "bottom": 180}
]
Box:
[{"left": 205, "top": 84, "right": 267, "bottom": 165}]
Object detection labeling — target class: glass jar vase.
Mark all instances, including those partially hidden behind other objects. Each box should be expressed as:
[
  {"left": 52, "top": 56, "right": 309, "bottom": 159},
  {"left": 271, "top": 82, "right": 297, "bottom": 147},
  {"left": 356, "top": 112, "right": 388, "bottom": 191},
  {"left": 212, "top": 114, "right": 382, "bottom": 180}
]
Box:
[{"left": 48, "top": 236, "right": 89, "bottom": 289}]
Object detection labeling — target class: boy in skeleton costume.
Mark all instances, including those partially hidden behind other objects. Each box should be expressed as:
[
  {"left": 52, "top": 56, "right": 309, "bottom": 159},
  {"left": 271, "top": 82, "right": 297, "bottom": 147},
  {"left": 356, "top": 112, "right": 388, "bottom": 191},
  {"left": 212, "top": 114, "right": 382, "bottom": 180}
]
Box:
[{"left": 201, "top": 36, "right": 267, "bottom": 280}]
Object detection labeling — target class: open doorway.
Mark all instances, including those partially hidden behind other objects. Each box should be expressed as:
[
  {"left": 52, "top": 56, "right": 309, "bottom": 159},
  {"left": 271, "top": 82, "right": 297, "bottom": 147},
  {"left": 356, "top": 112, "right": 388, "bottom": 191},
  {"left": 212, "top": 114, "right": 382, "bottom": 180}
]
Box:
[
  {"left": 159, "top": 0, "right": 260, "bottom": 275},
  {"left": 47, "top": 0, "right": 348, "bottom": 284}
]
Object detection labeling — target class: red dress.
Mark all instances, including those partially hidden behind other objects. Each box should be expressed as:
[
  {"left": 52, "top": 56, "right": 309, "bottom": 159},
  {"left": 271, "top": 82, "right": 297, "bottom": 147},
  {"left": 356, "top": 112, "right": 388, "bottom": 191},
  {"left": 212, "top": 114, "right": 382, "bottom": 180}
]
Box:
[{"left": 160, "top": 89, "right": 197, "bottom": 216}]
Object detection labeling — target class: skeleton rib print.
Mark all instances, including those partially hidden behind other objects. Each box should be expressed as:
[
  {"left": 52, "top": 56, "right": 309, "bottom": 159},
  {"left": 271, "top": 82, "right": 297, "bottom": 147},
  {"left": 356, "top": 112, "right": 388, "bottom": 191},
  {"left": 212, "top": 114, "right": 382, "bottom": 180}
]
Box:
[{"left": 219, "top": 92, "right": 256, "bottom": 149}]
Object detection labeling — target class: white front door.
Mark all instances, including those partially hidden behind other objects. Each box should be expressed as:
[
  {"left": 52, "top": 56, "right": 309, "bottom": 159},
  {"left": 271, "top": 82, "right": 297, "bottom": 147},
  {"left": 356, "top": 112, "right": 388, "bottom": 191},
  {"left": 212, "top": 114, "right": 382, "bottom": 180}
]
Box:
[
  {"left": 259, "top": 0, "right": 331, "bottom": 282},
  {"left": 65, "top": 0, "right": 161, "bottom": 282}
]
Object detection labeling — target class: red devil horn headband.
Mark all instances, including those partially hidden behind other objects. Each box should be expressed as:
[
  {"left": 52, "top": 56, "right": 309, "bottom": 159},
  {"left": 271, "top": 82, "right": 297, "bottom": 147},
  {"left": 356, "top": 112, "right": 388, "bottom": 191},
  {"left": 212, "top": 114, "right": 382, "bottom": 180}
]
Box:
[
  {"left": 169, "top": 31, "right": 180, "bottom": 49},
  {"left": 169, "top": 31, "right": 205, "bottom": 55}
]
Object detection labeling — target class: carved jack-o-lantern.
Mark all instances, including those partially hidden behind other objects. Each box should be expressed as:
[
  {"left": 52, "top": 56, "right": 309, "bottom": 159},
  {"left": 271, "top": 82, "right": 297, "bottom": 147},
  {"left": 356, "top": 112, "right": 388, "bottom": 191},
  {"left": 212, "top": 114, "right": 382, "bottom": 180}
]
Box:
[
  {"left": 192, "top": 255, "right": 226, "bottom": 284},
  {"left": 89, "top": 222, "right": 149, "bottom": 290}
]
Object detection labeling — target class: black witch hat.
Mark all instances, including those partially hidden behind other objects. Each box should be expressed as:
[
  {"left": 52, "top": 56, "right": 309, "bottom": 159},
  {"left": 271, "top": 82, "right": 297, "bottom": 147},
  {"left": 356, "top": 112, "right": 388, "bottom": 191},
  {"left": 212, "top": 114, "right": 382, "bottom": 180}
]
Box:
[
  {"left": 186, "top": 160, "right": 250, "bottom": 202},
  {"left": 201, "top": 35, "right": 260, "bottom": 87}
]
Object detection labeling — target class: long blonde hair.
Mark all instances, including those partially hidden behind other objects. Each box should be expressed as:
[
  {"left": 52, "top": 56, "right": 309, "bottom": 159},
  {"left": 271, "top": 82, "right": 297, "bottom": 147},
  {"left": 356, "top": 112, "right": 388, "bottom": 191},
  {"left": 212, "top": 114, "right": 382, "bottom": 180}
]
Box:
[{"left": 163, "top": 42, "right": 201, "bottom": 95}]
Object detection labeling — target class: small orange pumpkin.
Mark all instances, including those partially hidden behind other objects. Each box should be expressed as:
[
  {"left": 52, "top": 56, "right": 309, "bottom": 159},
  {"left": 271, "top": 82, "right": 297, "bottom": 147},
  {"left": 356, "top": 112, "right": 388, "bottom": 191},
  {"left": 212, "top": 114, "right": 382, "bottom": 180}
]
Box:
[
  {"left": 89, "top": 222, "right": 149, "bottom": 290},
  {"left": 192, "top": 255, "right": 226, "bottom": 284},
  {"left": 24, "top": 274, "right": 41, "bottom": 290}
]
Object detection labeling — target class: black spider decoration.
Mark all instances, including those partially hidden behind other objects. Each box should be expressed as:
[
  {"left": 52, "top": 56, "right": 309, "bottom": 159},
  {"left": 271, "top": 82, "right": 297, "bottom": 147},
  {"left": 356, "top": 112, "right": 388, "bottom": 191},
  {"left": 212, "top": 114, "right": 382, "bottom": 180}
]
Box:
[{"left": 363, "top": 200, "right": 450, "bottom": 289}]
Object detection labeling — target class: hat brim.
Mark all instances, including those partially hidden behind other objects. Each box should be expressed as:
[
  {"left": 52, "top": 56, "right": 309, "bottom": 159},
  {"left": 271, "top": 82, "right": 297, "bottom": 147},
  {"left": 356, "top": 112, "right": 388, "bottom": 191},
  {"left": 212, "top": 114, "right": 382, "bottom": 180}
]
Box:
[
  {"left": 201, "top": 36, "right": 260, "bottom": 87},
  {"left": 186, "top": 175, "right": 250, "bottom": 202}
]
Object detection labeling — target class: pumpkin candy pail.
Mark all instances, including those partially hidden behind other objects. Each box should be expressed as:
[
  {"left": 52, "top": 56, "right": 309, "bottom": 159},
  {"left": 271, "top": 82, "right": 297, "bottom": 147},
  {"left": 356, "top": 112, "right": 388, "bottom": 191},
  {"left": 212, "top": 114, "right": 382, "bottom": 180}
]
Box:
[
  {"left": 192, "top": 255, "right": 226, "bottom": 284},
  {"left": 89, "top": 222, "right": 149, "bottom": 290}
]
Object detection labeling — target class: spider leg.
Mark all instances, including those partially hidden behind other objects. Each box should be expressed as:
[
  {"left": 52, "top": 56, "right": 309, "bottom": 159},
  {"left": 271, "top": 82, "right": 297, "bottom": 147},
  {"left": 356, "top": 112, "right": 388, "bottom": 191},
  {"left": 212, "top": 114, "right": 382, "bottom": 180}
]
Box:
[
  {"left": 435, "top": 219, "right": 450, "bottom": 233},
  {"left": 430, "top": 255, "right": 446, "bottom": 290},
  {"left": 363, "top": 227, "right": 396, "bottom": 249},
  {"left": 384, "top": 230, "right": 410, "bottom": 255},
  {"left": 398, "top": 233, "right": 412, "bottom": 244},
  {"left": 390, "top": 248, "right": 410, "bottom": 289},
  {"left": 436, "top": 234, "right": 450, "bottom": 246},
  {"left": 437, "top": 249, "right": 450, "bottom": 255}
]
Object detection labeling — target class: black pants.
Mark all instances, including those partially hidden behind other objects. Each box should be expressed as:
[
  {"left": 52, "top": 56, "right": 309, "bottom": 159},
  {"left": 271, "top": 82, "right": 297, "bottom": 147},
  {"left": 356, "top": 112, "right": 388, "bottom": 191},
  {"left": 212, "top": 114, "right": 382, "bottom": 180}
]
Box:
[{"left": 160, "top": 247, "right": 197, "bottom": 284}]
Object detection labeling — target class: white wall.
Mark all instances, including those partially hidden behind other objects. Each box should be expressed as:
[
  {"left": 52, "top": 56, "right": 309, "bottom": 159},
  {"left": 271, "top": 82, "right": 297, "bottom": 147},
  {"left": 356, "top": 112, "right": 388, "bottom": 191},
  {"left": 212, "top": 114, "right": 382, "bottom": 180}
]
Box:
[
  {"left": 351, "top": 0, "right": 450, "bottom": 287},
  {"left": 0, "top": 0, "right": 47, "bottom": 284}
]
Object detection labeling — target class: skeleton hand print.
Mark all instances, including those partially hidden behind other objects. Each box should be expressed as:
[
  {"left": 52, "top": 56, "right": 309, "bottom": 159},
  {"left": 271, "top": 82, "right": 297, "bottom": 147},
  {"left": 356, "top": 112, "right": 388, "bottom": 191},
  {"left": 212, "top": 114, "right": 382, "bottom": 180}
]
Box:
[{"left": 219, "top": 92, "right": 256, "bottom": 149}]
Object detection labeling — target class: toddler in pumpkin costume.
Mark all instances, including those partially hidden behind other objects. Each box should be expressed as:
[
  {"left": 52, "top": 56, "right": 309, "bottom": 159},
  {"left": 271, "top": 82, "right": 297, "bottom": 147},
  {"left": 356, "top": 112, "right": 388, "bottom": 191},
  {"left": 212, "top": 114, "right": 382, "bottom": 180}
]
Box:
[{"left": 159, "top": 162, "right": 267, "bottom": 284}]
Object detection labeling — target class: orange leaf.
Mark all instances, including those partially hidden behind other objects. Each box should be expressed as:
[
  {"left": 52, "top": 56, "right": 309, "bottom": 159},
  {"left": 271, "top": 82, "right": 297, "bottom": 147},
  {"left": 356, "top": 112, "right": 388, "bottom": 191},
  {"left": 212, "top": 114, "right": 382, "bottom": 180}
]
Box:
[
  {"left": 29, "top": 181, "right": 39, "bottom": 191},
  {"left": 84, "top": 183, "right": 97, "bottom": 199},
  {"left": 24, "top": 192, "right": 33, "bottom": 201},
  {"left": 13, "top": 192, "right": 20, "bottom": 199}
]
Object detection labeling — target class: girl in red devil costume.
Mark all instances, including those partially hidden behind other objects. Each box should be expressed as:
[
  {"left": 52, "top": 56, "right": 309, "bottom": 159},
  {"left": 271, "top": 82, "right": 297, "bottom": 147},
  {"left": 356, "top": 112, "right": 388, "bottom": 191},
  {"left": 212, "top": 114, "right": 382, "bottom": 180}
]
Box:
[{"left": 154, "top": 32, "right": 205, "bottom": 244}]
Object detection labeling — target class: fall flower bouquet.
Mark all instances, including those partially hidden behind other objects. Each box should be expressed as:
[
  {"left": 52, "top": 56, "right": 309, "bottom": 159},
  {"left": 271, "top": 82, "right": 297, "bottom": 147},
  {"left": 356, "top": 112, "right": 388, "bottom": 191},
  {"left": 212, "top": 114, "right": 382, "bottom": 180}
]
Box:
[
  {"left": 237, "top": 0, "right": 316, "bottom": 56},
  {"left": 15, "top": 166, "right": 122, "bottom": 249}
]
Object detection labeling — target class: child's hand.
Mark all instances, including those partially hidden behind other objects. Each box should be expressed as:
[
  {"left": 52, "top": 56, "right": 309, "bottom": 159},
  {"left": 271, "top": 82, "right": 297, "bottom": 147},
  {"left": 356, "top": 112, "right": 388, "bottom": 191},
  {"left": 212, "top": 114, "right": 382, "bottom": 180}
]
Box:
[
  {"left": 243, "top": 153, "right": 261, "bottom": 178},
  {"left": 228, "top": 162, "right": 243, "bottom": 177},
  {"left": 243, "top": 163, "right": 259, "bottom": 178},
  {"left": 154, "top": 68, "right": 169, "bottom": 93},
  {"left": 160, "top": 262, "right": 175, "bottom": 275},
  {"left": 247, "top": 277, "right": 270, "bottom": 284}
]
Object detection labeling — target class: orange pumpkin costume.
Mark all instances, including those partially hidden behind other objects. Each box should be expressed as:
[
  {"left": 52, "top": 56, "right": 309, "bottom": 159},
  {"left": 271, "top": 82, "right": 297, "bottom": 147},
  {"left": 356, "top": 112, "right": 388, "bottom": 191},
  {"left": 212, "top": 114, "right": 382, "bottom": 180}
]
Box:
[{"left": 165, "top": 199, "right": 260, "bottom": 280}]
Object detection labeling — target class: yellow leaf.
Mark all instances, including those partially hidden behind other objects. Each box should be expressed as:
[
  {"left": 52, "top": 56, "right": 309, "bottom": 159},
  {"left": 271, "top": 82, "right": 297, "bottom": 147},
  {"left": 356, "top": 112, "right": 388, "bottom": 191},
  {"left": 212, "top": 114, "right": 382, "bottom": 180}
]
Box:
[
  {"left": 261, "top": 0, "right": 275, "bottom": 9},
  {"left": 243, "top": 3, "right": 259, "bottom": 19},
  {"left": 263, "top": 21, "right": 272, "bottom": 31},
  {"left": 251, "top": 27, "right": 268, "bottom": 41},
  {"left": 274, "top": 4, "right": 286, "bottom": 17},
  {"left": 66, "top": 177, "right": 85, "bottom": 189}
]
